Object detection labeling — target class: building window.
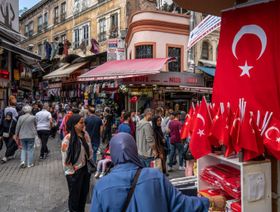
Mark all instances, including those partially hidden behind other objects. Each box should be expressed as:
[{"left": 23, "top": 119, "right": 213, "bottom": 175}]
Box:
[
  {"left": 28, "top": 21, "right": 34, "bottom": 37},
  {"left": 201, "top": 41, "right": 209, "bottom": 60},
  {"left": 98, "top": 18, "right": 106, "bottom": 42},
  {"left": 61, "top": 34, "right": 66, "bottom": 43},
  {"left": 74, "top": 28, "right": 80, "bottom": 49},
  {"left": 44, "top": 12, "right": 48, "bottom": 29},
  {"left": 168, "top": 47, "right": 181, "bottom": 72},
  {"left": 135, "top": 45, "right": 153, "bottom": 59},
  {"left": 37, "top": 15, "right": 43, "bottom": 33},
  {"left": 61, "top": 2, "right": 66, "bottom": 22},
  {"left": 54, "top": 6, "right": 59, "bottom": 24},
  {"left": 82, "top": 24, "right": 89, "bottom": 46},
  {"left": 110, "top": 13, "right": 118, "bottom": 38},
  {"left": 98, "top": 0, "right": 106, "bottom": 3},
  {"left": 24, "top": 24, "right": 28, "bottom": 36}
]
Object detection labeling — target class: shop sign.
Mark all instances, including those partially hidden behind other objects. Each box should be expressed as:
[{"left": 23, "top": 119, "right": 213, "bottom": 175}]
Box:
[
  {"left": 19, "top": 79, "right": 33, "bottom": 91},
  {"left": 0, "top": 1, "right": 19, "bottom": 31},
  {"left": 0, "top": 69, "right": 9, "bottom": 79},
  {"left": 107, "top": 39, "right": 125, "bottom": 61},
  {"left": 122, "top": 72, "right": 204, "bottom": 87},
  {"left": 48, "top": 83, "right": 62, "bottom": 89}
]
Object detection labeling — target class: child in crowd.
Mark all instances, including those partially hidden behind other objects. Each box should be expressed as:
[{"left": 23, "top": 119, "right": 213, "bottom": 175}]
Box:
[{"left": 94, "top": 145, "right": 112, "bottom": 178}]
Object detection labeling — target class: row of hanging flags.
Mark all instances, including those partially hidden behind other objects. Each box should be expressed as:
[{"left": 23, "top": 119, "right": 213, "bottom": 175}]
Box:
[{"left": 183, "top": 0, "right": 280, "bottom": 161}]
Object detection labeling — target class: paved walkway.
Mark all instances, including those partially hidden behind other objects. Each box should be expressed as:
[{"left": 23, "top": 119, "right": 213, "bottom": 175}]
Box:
[{"left": 0, "top": 136, "right": 185, "bottom": 212}]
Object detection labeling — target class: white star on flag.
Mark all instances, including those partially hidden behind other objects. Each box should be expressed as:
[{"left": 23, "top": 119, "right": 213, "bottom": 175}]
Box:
[
  {"left": 277, "top": 137, "right": 280, "bottom": 143},
  {"left": 197, "top": 129, "right": 205, "bottom": 137},
  {"left": 239, "top": 61, "right": 253, "bottom": 77}
]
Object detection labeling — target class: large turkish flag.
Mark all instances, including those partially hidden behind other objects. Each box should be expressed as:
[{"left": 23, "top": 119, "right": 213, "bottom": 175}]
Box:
[{"left": 213, "top": 1, "right": 280, "bottom": 118}]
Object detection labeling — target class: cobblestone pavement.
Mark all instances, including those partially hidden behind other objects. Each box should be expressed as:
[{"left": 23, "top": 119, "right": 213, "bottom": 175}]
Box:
[{"left": 0, "top": 136, "right": 185, "bottom": 212}]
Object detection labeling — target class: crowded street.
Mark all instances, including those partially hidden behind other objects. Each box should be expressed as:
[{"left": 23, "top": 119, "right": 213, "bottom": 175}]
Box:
[{"left": 1, "top": 0, "right": 280, "bottom": 212}]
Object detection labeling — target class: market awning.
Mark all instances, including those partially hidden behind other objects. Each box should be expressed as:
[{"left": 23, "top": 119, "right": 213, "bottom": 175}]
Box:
[
  {"left": 78, "top": 58, "right": 173, "bottom": 81},
  {"left": 43, "top": 62, "right": 88, "bottom": 80},
  {"left": 0, "top": 38, "right": 41, "bottom": 60},
  {"left": 197, "top": 66, "right": 215, "bottom": 77}
]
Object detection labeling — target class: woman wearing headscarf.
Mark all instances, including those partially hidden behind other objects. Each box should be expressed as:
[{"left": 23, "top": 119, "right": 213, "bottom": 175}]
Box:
[
  {"left": 61, "top": 114, "right": 93, "bottom": 212},
  {"left": 90, "top": 133, "right": 220, "bottom": 212},
  {"left": 152, "top": 115, "right": 167, "bottom": 174},
  {"left": 0, "top": 112, "right": 17, "bottom": 163}
]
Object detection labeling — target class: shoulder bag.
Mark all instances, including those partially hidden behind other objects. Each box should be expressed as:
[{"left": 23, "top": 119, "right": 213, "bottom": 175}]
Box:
[{"left": 122, "top": 168, "right": 142, "bottom": 212}]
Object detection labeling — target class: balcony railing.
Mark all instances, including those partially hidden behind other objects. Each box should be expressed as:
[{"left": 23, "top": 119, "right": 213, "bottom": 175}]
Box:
[
  {"left": 61, "top": 13, "right": 66, "bottom": 22},
  {"left": 43, "top": 22, "right": 48, "bottom": 29},
  {"left": 54, "top": 17, "right": 59, "bottom": 25},
  {"left": 38, "top": 25, "right": 43, "bottom": 33}
]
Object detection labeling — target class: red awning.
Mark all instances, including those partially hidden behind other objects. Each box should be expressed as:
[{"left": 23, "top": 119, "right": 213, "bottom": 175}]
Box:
[{"left": 78, "top": 58, "right": 172, "bottom": 81}]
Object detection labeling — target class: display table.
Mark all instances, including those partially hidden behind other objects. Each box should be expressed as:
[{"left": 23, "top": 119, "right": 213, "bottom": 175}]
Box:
[{"left": 198, "top": 153, "right": 271, "bottom": 211}]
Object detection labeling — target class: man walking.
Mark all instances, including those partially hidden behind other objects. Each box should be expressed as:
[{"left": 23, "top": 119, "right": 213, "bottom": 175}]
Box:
[
  {"left": 85, "top": 106, "right": 104, "bottom": 162},
  {"left": 136, "top": 108, "right": 155, "bottom": 167},
  {"left": 36, "top": 103, "right": 52, "bottom": 159}
]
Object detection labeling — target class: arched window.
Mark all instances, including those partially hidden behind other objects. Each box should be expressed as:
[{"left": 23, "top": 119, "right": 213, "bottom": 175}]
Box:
[{"left": 201, "top": 41, "right": 209, "bottom": 60}]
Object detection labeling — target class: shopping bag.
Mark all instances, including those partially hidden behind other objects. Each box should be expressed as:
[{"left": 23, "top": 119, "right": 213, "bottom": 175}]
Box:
[{"left": 35, "top": 136, "right": 41, "bottom": 148}]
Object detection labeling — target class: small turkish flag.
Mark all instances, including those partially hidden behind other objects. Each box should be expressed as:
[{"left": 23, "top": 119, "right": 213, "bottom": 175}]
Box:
[
  {"left": 208, "top": 108, "right": 223, "bottom": 147},
  {"left": 180, "top": 107, "right": 194, "bottom": 140},
  {"left": 230, "top": 108, "right": 241, "bottom": 154},
  {"left": 129, "top": 96, "right": 138, "bottom": 103},
  {"left": 213, "top": 1, "right": 280, "bottom": 119},
  {"left": 263, "top": 117, "right": 280, "bottom": 160},
  {"left": 238, "top": 112, "right": 264, "bottom": 161},
  {"left": 189, "top": 97, "right": 212, "bottom": 159}
]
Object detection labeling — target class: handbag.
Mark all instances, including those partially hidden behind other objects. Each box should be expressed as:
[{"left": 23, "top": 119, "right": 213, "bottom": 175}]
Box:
[
  {"left": 122, "top": 168, "right": 142, "bottom": 212},
  {"left": 87, "top": 158, "right": 97, "bottom": 174}
]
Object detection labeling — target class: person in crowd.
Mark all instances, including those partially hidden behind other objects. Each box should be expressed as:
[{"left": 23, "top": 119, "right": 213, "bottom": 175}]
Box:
[
  {"left": 32, "top": 102, "right": 40, "bottom": 115},
  {"left": 36, "top": 103, "right": 52, "bottom": 159},
  {"left": 94, "top": 144, "right": 112, "bottom": 178},
  {"left": 90, "top": 133, "right": 219, "bottom": 212},
  {"left": 136, "top": 108, "right": 155, "bottom": 167},
  {"left": 60, "top": 110, "right": 73, "bottom": 137},
  {"left": 4, "top": 95, "right": 18, "bottom": 121},
  {"left": 103, "top": 107, "right": 113, "bottom": 144},
  {"left": 85, "top": 106, "right": 104, "bottom": 162},
  {"left": 152, "top": 115, "right": 167, "bottom": 174},
  {"left": 0, "top": 112, "right": 17, "bottom": 163},
  {"left": 168, "top": 112, "right": 184, "bottom": 171},
  {"left": 15, "top": 105, "right": 37, "bottom": 168},
  {"left": 118, "top": 112, "right": 131, "bottom": 134},
  {"left": 79, "top": 104, "right": 89, "bottom": 119},
  {"left": 61, "top": 114, "right": 93, "bottom": 212},
  {"left": 129, "top": 112, "right": 136, "bottom": 138},
  {"left": 50, "top": 106, "right": 58, "bottom": 138}
]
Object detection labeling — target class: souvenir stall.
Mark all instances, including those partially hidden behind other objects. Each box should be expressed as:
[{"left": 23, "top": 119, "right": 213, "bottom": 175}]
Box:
[{"left": 174, "top": 0, "right": 280, "bottom": 211}]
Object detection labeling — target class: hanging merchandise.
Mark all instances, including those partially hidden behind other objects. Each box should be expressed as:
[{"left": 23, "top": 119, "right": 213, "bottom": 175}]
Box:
[
  {"left": 79, "top": 40, "right": 87, "bottom": 54},
  {"left": 44, "top": 41, "right": 52, "bottom": 61},
  {"left": 50, "top": 41, "right": 59, "bottom": 60},
  {"left": 58, "top": 42, "right": 64, "bottom": 55},
  {"left": 90, "top": 38, "right": 99, "bottom": 54},
  {"left": 63, "top": 39, "right": 71, "bottom": 56}
]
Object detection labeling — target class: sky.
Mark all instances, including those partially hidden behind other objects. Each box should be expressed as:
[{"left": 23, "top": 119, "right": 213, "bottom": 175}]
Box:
[{"left": 19, "top": 0, "right": 41, "bottom": 10}]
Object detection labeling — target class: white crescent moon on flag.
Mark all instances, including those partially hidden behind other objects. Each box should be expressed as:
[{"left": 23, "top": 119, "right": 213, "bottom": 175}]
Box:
[
  {"left": 232, "top": 118, "right": 240, "bottom": 127},
  {"left": 197, "top": 113, "right": 205, "bottom": 126},
  {"left": 265, "top": 126, "right": 280, "bottom": 140},
  {"left": 232, "top": 24, "right": 267, "bottom": 60}
]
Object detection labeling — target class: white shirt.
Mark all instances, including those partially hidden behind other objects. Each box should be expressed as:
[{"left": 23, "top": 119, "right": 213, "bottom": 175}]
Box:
[{"left": 36, "top": 109, "right": 52, "bottom": 131}]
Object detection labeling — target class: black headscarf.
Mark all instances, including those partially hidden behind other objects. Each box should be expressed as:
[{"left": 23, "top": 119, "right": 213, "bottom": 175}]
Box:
[
  {"left": 152, "top": 115, "right": 164, "bottom": 148},
  {"left": 66, "top": 114, "right": 90, "bottom": 165}
]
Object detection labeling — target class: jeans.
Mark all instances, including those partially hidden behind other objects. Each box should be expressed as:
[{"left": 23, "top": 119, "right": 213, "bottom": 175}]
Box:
[
  {"left": 168, "top": 143, "right": 184, "bottom": 167},
  {"left": 139, "top": 155, "right": 154, "bottom": 167},
  {"left": 21, "top": 138, "right": 35, "bottom": 166},
  {"left": 37, "top": 130, "right": 50, "bottom": 157}
]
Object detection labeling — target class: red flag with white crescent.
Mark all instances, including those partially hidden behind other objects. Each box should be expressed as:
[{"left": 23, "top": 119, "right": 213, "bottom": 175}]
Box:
[
  {"left": 263, "top": 117, "right": 280, "bottom": 160},
  {"left": 189, "top": 98, "right": 212, "bottom": 159},
  {"left": 180, "top": 107, "right": 194, "bottom": 140},
  {"left": 213, "top": 1, "right": 280, "bottom": 118}
]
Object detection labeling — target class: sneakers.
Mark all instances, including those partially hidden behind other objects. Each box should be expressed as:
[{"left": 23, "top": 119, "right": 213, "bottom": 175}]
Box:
[
  {"left": 179, "top": 166, "right": 185, "bottom": 171},
  {"left": 39, "top": 156, "right": 44, "bottom": 160},
  {"left": 1, "top": 157, "right": 7, "bottom": 163},
  {"left": 99, "top": 172, "right": 105, "bottom": 178},
  {"left": 19, "top": 161, "right": 26, "bottom": 168},
  {"left": 167, "top": 166, "right": 173, "bottom": 172},
  {"left": 27, "top": 164, "right": 34, "bottom": 168},
  {"left": 94, "top": 172, "right": 100, "bottom": 178}
]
